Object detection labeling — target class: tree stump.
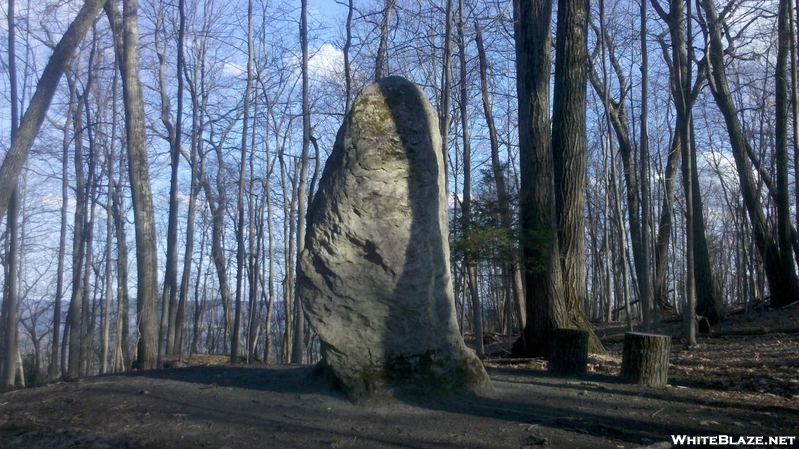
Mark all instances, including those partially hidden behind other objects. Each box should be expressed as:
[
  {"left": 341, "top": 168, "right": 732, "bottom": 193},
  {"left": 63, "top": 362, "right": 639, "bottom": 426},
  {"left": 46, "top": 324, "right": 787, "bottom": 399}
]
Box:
[
  {"left": 547, "top": 328, "right": 588, "bottom": 375},
  {"left": 620, "top": 332, "right": 671, "bottom": 386}
]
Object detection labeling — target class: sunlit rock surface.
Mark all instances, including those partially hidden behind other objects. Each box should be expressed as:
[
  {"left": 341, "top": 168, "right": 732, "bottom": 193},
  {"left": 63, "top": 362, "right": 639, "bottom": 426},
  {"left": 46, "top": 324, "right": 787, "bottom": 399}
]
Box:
[{"left": 297, "top": 76, "right": 492, "bottom": 400}]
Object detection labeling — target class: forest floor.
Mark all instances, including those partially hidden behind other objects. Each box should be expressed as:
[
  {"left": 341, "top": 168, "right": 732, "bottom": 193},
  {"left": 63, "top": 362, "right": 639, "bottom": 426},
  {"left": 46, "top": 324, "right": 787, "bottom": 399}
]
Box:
[{"left": 0, "top": 306, "right": 797, "bottom": 449}]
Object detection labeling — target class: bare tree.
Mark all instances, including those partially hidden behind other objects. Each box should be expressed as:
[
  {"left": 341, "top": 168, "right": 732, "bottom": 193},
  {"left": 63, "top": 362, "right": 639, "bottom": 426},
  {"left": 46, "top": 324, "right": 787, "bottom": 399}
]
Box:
[
  {"left": 291, "top": 0, "right": 311, "bottom": 364},
  {"left": 374, "top": 0, "right": 397, "bottom": 81},
  {"left": 105, "top": 0, "right": 160, "bottom": 370},
  {"left": 551, "top": 0, "right": 603, "bottom": 352},
  {"left": 698, "top": 0, "right": 799, "bottom": 309},
  {"left": 2, "top": 0, "right": 20, "bottom": 389},
  {"left": 515, "top": 0, "right": 568, "bottom": 357},
  {"left": 456, "top": 0, "right": 483, "bottom": 358},
  {"left": 0, "top": 0, "right": 106, "bottom": 219}
]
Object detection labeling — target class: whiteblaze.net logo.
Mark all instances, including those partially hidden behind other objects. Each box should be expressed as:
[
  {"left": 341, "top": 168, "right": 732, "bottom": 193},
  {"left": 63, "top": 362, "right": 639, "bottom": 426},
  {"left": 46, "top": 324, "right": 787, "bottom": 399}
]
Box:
[{"left": 671, "top": 435, "right": 797, "bottom": 446}]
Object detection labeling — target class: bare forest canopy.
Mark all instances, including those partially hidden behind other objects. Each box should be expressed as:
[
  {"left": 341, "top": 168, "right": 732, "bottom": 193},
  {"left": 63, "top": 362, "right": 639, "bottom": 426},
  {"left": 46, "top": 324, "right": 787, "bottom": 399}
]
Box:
[{"left": 0, "top": 0, "right": 798, "bottom": 389}]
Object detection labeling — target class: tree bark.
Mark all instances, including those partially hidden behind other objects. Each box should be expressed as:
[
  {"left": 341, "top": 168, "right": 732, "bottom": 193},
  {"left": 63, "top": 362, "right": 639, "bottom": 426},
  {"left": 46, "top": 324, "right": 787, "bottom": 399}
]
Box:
[
  {"left": 105, "top": 0, "right": 160, "bottom": 370},
  {"left": 3, "top": 0, "right": 20, "bottom": 389},
  {"left": 291, "top": 0, "right": 311, "bottom": 365},
  {"left": 152, "top": 1, "right": 180, "bottom": 362},
  {"left": 638, "top": 0, "right": 652, "bottom": 332},
  {"left": 552, "top": 0, "right": 603, "bottom": 354},
  {"left": 547, "top": 328, "right": 588, "bottom": 375},
  {"left": 775, "top": 0, "right": 798, "bottom": 309},
  {"left": 439, "top": 0, "right": 453, "bottom": 186},
  {"left": 233, "top": 0, "right": 255, "bottom": 364},
  {"left": 66, "top": 77, "right": 88, "bottom": 380},
  {"left": 374, "top": 0, "right": 396, "bottom": 81},
  {"left": 515, "top": 0, "right": 568, "bottom": 357},
  {"left": 620, "top": 332, "right": 670, "bottom": 386},
  {"left": 457, "top": 0, "right": 483, "bottom": 358},
  {"left": 174, "top": 0, "right": 190, "bottom": 357}
]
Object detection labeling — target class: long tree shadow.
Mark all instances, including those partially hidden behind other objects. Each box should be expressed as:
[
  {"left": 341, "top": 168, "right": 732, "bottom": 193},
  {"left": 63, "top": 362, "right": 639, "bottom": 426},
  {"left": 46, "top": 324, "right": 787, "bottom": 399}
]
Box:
[
  {"left": 118, "top": 78, "right": 795, "bottom": 447},
  {"left": 368, "top": 77, "right": 797, "bottom": 443}
]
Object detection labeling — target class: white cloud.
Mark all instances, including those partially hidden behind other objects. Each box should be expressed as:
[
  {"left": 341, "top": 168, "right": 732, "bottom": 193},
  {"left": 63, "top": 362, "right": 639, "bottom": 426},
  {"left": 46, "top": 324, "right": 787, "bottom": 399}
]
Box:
[{"left": 308, "top": 43, "right": 345, "bottom": 83}]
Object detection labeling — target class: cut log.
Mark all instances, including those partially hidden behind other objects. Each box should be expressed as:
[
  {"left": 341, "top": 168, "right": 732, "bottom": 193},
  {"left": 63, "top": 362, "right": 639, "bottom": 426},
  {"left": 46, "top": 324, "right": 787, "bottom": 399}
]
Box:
[
  {"left": 547, "top": 328, "right": 588, "bottom": 375},
  {"left": 600, "top": 333, "right": 626, "bottom": 344},
  {"left": 620, "top": 332, "right": 671, "bottom": 387}
]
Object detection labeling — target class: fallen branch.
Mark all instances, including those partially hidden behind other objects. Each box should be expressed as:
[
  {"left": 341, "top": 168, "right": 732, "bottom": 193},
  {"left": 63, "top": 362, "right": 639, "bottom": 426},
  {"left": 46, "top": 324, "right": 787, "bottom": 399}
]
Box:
[
  {"left": 711, "top": 326, "right": 799, "bottom": 337},
  {"left": 482, "top": 358, "right": 541, "bottom": 365},
  {"left": 600, "top": 334, "right": 626, "bottom": 344}
]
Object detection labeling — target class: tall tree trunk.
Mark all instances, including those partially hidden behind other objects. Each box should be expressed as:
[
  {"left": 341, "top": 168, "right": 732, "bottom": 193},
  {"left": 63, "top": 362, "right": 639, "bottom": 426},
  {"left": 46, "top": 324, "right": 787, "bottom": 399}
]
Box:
[
  {"left": 263, "top": 139, "right": 276, "bottom": 364},
  {"left": 639, "top": 0, "right": 652, "bottom": 331},
  {"left": 173, "top": 0, "right": 189, "bottom": 359},
  {"left": 552, "top": 0, "right": 603, "bottom": 353},
  {"left": 475, "top": 20, "right": 526, "bottom": 338},
  {"left": 515, "top": 0, "right": 568, "bottom": 358},
  {"left": 178, "top": 42, "right": 201, "bottom": 359},
  {"left": 233, "top": 0, "right": 254, "bottom": 364},
  {"left": 2, "top": 192, "right": 20, "bottom": 389},
  {"left": 154, "top": 4, "right": 179, "bottom": 364},
  {"left": 374, "top": 0, "right": 396, "bottom": 81},
  {"left": 100, "top": 131, "right": 114, "bottom": 375},
  {"left": 66, "top": 77, "right": 88, "bottom": 380},
  {"left": 291, "top": 0, "right": 311, "bottom": 365},
  {"left": 3, "top": 0, "right": 20, "bottom": 389},
  {"left": 111, "top": 160, "right": 131, "bottom": 370},
  {"left": 343, "top": 0, "right": 354, "bottom": 114},
  {"left": 105, "top": 0, "right": 160, "bottom": 370},
  {"left": 775, "top": 0, "right": 798, "bottom": 309},
  {"left": 439, "top": 0, "right": 453, "bottom": 183},
  {"left": 650, "top": 0, "right": 720, "bottom": 324},
  {"left": 79, "top": 51, "right": 99, "bottom": 376},
  {"left": 279, "top": 154, "right": 296, "bottom": 363},
  {"left": 50, "top": 78, "right": 75, "bottom": 381},
  {"left": 457, "top": 0, "right": 483, "bottom": 358},
  {"left": 793, "top": 0, "right": 799, "bottom": 234}
]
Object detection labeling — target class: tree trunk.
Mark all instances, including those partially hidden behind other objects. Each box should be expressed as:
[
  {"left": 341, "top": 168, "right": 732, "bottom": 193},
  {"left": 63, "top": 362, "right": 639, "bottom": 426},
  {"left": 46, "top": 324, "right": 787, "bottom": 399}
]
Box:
[
  {"left": 515, "top": 0, "right": 568, "bottom": 357},
  {"left": 638, "top": 0, "right": 652, "bottom": 332},
  {"left": 439, "top": 0, "right": 452, "bottom": 189},
  {"left": 476, "top": 21, "right": 526, "bottom": 336},
  {"left": 233, "top": 0, "right": 254, "bottom": 364},
  {"left": 3, "top": 0, "right": 20, "bottom": 390},
  {"left": 343, "top": 0, "right": 354, "bottom": 114},
  {"left": 50, "top": 78, "right": 73, "bottom": 381},
  {"left": 105, "top": 0, "right": 160, "bottom": 370},
  {"left": 153, "top": 3, "right": 180, "bottom": 363},
  {"left": 66, "top": 77, "right": 88, "bottom": 380},
  {"left": 457, "top": 0, "right": 483, "bottom": 359},
  {"left": 173, "top": 0, "right": 189, "bottom": 359},
  {"left": 552, "top": 0, "right": 603, "bottom": 354},
  {"left": 374, "top": 0, "right": 396, "bottom": 81},
  {"left": 291, "top": 0, "right": 311, "bottom": 365},
  {"left": 775, "top": 0, "right": 798, "bottom": 310},
  {"left": 3, "top": 189, "right": 20, "bottom": 390},
  {"left": 111, "top": 161, "right": 131, "bottom": 370}
]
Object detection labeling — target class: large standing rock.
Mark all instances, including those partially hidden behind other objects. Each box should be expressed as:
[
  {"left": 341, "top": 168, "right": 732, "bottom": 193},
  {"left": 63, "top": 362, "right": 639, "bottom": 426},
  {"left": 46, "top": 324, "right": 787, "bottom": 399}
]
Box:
[{"left": 298, "top": 76, "right": 492, "bottom": 400}]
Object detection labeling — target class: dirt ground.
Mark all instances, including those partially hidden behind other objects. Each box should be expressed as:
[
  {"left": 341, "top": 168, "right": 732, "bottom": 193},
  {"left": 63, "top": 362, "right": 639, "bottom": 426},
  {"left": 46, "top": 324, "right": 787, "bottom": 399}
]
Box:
[{"left": 1, "top": 307, "right": 797, "bottom": 449}]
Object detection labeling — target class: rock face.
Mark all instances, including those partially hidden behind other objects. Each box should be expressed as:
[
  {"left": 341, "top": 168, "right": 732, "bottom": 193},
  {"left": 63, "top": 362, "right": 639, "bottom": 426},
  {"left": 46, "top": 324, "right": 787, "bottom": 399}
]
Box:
[{"left": 297, "top": 76, "right": 492, "bottom": 400}]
